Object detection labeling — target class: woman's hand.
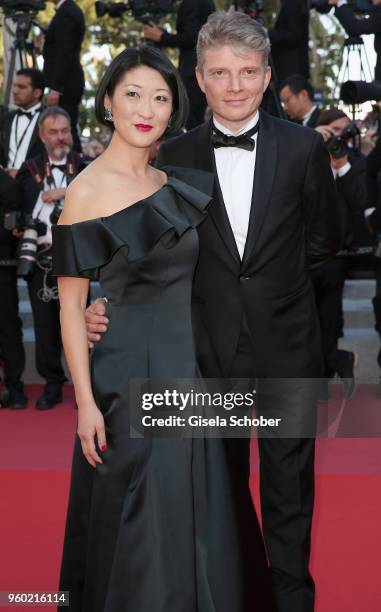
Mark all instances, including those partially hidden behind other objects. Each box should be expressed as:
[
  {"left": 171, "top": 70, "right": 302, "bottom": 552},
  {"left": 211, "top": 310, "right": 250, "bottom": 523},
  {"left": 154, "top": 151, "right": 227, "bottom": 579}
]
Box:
[{"left": 77, "top": 401, "right": 107, "bottom": 468}]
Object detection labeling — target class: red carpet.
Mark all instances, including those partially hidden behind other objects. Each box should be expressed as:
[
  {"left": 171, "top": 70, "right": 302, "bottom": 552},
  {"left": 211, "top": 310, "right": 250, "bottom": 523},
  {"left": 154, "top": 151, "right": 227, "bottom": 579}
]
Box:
[{"left": 1, "top": 384, "right": 381, "bottom": 610}]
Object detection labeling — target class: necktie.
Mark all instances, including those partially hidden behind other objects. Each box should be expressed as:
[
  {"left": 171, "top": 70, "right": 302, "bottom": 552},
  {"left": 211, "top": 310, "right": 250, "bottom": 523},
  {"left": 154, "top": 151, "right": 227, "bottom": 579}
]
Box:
[
  {"left": 16, "top": 109, "right": 33, "bottom": 119},
  {"left": 212, "top": 122, "right": 259, "bottom": 151}
]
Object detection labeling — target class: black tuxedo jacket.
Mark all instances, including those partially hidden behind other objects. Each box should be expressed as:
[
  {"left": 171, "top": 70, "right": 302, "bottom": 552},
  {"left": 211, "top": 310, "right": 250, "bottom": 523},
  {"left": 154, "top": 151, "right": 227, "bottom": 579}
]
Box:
[
  {"left": 336, "top": 156, "right": 372, "bottom": 248},
  {"left": 159, "top": 0, "right": 215, "bottom": 77},
  {"left": 269, "top": 0, "right": 310, "bottom": 82},
  {"left": 157, "top": 111, "right": 343, "bottom": 378},
  {"left": 15, "top": 151, "right": 86, "bottom": 215},
  {"left": 0, "top": 109, "right": 45, "bottom": 168},
  {"left": 43, "top": 0, "right": 85, "bottom": 94}
]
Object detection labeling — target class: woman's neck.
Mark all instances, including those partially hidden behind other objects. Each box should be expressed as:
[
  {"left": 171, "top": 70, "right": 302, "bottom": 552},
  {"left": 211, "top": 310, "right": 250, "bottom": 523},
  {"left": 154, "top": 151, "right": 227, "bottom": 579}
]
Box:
[{"left": 103, "top": 132, "right": 151, "bottom": 177}]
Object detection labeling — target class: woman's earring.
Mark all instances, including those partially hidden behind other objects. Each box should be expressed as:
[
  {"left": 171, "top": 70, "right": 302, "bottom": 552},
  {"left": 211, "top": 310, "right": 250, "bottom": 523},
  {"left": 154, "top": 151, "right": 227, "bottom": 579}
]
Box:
[{"left": 104, "top": 107, "right": 113, "bottom": 122}]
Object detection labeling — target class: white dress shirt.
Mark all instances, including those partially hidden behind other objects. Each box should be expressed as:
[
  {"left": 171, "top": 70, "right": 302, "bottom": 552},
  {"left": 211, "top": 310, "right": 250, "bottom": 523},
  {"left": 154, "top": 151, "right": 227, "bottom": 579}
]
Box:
[
  {"left": 213, "top": 113, "right": 259, "bottom": 259},
  {"left": 32, "top": 157, "right": 68, "bottom": 246},
  {"left": 8, "top": 102, "right": 42, "bottom": 169}
]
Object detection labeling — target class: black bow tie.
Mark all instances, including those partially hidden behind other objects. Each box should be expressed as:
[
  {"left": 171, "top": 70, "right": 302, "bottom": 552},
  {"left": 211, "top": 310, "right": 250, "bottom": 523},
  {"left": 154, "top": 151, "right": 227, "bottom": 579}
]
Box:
[
  {"left": 50, "top": 163, "right": 66, "bottom": 172},
  {"left": 212, "top": 122, "right": 259, "bottom": 151},
  {"left": 16, "top": 109, "right": 34, "bottom": 119}
]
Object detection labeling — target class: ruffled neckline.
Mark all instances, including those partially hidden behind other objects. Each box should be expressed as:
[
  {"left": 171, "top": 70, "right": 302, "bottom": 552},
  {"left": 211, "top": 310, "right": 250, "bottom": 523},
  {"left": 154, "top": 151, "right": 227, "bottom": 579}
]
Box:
[{"left": 52, "top": 167, "right": 214, "bottom": 277}]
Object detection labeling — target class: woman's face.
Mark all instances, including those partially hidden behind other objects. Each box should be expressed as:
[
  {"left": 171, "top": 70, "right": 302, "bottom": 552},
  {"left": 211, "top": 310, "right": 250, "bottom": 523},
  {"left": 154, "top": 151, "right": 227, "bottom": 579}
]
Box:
[{"left": 105, "top": 65, "right": 173, "bottom": 148}]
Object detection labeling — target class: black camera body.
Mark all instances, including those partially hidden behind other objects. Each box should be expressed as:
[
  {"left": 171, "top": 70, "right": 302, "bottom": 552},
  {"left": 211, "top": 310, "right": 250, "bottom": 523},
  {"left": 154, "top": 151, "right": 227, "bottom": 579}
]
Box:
[
  {"left": 95, "top": 0, "right": 174, "bottom": 23},
  {"left": 326, "top": 121, "right": 360, "bottom": 159},
  {"left": 0, "top": 0, "right": 46, "bottom": 15}
]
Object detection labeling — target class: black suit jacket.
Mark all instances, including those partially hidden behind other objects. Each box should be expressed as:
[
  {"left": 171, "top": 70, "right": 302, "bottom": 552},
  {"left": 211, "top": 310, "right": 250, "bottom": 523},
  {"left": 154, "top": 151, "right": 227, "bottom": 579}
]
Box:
[
  {"left": 305, "top": 107, "right": 321, "bottom": 128},
  {"left": 0, "top": 109, "right": 45, "bottom": 168},
  {"left": 157, "top": 111, "right": 343, "bottom": 378},
  {"left": 0, "top": 169, "right": 20, "bottom": 259},
  {"left": 43, "top": 0, "right": 85, "bottom": 95},
  {"left": 335, "top": 5, "right": 381, "bottom": 80},
  {"left": 269, "top": 0, "right": 310, "bottom": 82},
  {"left": 336, "top": 156, "right": 372, "bottom": 248},
  {"left": 159, "top": 0, "right": 215, "bottom": 77}
]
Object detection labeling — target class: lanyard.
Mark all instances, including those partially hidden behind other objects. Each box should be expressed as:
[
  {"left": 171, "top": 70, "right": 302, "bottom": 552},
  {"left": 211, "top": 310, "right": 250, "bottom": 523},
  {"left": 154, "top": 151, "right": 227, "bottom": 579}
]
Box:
[{"left": 10, "top": 112, "right": 36, "bottom": 168}]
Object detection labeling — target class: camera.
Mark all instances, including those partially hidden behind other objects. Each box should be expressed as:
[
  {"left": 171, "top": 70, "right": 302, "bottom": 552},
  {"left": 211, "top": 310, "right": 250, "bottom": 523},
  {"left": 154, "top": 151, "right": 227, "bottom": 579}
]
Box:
[
  {"left": 95, "top": 0, "right": 174, "bottom": 23},
  {"left": 326, "top": 121, "right": 361, "bottom": 159},
  {"left": 0, "top": 0, "right": 46, "bottom": 15},
  {"left": 3, "top": 211, "right": 46, "bottom": 278}
]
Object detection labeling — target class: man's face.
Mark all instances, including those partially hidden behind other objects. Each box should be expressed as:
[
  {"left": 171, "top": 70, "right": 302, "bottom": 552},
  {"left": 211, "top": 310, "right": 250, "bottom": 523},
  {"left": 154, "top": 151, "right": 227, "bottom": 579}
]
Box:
[
  {"left": 196, "top": 45, "right": 271, "bottom": 132},
  {"left": 12, "top": 75, "right": 41, "bottom": 109},
  {"left": 39, "top": 115, "right": 73, "bottom": 159},
  {"left": 328, "top": 116, "right": 351, "bottom": 135},
  {"left": 279, "top": 86, "right": 310, "bottom": 121}
]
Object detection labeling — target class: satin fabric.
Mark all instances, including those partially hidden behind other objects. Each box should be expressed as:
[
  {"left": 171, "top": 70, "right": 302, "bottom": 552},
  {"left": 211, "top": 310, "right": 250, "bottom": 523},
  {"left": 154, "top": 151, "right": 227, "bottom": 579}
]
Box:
[{"left": 52, "top": 168, "right": 275, "bottom": 612}]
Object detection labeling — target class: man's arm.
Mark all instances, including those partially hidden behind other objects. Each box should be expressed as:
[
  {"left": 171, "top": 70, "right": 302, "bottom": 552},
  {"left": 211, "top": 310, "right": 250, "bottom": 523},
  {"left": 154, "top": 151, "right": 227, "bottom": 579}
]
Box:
[
  {"left": 158, "top": 0, "right": 200, "bottom": 49},
  {"left": 303, "top": 134, "right": 346, "bottom": 268}
]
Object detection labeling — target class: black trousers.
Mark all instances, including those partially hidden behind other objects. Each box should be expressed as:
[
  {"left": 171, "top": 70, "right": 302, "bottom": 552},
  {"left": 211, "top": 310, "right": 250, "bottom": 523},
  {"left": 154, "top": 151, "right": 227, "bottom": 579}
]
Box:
[
  {"left": 27, "top": 264, "right": 66, "bottom": 387},
  {"left": 229, "top": 324, "right": 315, "bottom": 612},
  {"left": 311, "top": 258, "right": 352, "bottom": 376},
  {"left": 181, "top": 74, "right": 208, "bottom": 130},
  {"left": 0, "top": 266, "right": 25, "bottom": 387}
]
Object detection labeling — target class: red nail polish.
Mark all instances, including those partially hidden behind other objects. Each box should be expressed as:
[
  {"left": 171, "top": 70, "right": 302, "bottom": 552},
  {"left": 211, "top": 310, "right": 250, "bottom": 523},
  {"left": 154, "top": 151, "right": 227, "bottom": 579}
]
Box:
[{"left": 101, "top": 445, "right": 107, "bottom": 452}]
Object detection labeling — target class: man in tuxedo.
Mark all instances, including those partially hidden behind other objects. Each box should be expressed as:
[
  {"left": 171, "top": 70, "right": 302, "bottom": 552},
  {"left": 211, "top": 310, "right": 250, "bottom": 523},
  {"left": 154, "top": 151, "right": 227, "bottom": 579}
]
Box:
[
  {"left": 268, "top": 0, "right": 310, "bottom": 83},
  {"left": 16, "top": 107, "right": 86, "bottom": 409},
  {"left": 43, "top": 0, "right": 85, "bottom": 151},
  {"left": 279, "top": 74, "right": 321, "bottom": 127},
  {"left": 86, "top": 12, "right": 342, "bottom": 611},
  {"left": 143, "top": 0, "right": 215, "bottom": 129},
  {"left": 0, "top": 68, "right": 45, "bottom": 177}
]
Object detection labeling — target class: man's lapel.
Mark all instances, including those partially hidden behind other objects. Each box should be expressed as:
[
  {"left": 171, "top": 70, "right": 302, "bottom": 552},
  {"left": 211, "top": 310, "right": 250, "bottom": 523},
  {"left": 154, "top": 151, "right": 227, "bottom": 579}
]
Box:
[
  {"left": 241, "top": 110, "right": 277, "bottom": 269},
  {"left": 195, "top": 119, "right": 241, "bottom": 265}
]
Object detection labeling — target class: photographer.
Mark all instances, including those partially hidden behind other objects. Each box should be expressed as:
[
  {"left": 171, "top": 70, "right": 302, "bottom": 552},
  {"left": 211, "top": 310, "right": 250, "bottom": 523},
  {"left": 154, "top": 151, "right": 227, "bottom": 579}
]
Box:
[
  {"left": 311, "top": 109, "right": 369, "bottom": 394},
  {"left": 279, "top": 74, "right": 321, "bottom": 126},
  {"left": 43, "top": 0, "right": 85, "bottom": 151},
  {"left": 15, "top": 107, "right": 85, "bottom": 409},
  {"left": 329, "top": 0, "right": 381, "bottom": 80},
  {"left": 268, "top": 0, "right": 310, "bottom": 83},
  {"left": 143, "top": 0, "right": 215, "bottom": 129},
  {"left": 0, "top": 169, "right": 27, "bottom": 409},
  {"left": 0, "top": 68, "right": 45, "bottom": 178}
]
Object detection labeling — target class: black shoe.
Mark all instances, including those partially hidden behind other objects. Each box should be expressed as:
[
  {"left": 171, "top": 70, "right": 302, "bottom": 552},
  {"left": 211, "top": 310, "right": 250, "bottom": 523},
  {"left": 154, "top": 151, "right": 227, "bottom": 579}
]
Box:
[
  {"left": 0, "top": 385, "right": 28, "bottom": 409},
  {"left": 338, "top": 352, "right": 359, "bottom": 400},
  {"left": 35, "top": 385, "right": 63, "bottom": 410}
]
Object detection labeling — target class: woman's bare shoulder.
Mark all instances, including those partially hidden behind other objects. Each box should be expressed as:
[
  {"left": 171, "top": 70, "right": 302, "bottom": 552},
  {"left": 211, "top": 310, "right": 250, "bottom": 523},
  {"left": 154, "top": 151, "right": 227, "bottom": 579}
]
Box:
[{"left": 58, "top": 159, "right": 108, "bottom": 225}]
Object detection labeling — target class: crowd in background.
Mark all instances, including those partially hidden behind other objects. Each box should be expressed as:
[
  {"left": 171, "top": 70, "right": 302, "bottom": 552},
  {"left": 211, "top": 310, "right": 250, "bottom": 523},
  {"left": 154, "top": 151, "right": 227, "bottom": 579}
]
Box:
[{"left": 2, "top": 0, "right": 381, "bottom": 409}]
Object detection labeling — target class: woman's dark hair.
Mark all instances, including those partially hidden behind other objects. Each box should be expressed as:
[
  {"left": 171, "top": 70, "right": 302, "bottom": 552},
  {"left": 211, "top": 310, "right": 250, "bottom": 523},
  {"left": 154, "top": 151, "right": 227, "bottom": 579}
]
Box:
[{"left": 95, "top": 46, "right": 189, "bottom": 136}]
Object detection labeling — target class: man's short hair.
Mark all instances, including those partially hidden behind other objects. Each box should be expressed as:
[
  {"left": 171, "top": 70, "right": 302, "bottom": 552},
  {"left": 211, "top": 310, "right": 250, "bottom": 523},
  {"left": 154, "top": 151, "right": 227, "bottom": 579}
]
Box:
[
  {"left": 279, "top": 74, "right": 314, "bottom": 101},
  {"left": 196, "top": 11, "right": 271, "bottom": 69},
  {"left": 16, "top": 68, "right": 45, "bottom": 97},
  {"left": 316, "top": 108, "right": 349, "bottom": 127},
  {"left": 38, "top": 106, "right": 71, "bottom": 129}
]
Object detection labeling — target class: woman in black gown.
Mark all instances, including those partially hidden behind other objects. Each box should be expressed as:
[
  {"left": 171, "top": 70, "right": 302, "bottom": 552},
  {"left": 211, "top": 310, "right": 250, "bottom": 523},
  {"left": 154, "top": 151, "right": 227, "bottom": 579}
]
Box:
[{"left": 52, "top": 47, "right": 275, "bottom": 612}]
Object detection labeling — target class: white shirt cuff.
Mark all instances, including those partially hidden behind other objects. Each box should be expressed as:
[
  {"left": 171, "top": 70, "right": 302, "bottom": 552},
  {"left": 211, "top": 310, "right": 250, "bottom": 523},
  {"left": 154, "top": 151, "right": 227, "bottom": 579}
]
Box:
[{"left": 337, "top": 0, "right": 348, "bottom": 7}]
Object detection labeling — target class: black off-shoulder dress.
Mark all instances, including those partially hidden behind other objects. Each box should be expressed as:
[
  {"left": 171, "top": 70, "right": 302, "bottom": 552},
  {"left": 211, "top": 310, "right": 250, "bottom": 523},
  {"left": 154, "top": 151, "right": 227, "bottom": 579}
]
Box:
[{"left": 52, "top": 168, "right": 274, "bottom": 612}]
